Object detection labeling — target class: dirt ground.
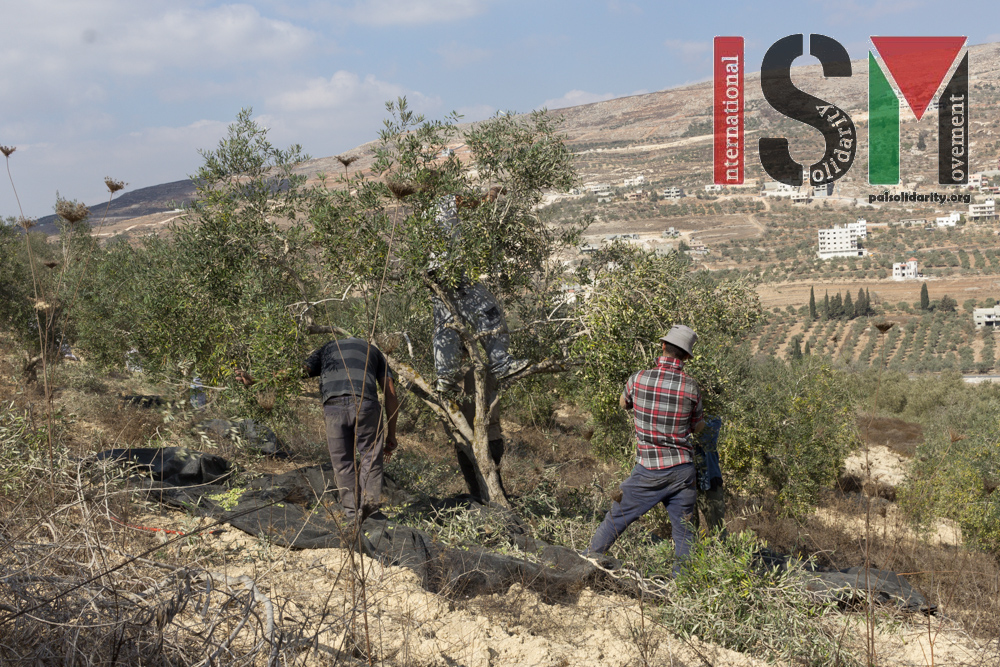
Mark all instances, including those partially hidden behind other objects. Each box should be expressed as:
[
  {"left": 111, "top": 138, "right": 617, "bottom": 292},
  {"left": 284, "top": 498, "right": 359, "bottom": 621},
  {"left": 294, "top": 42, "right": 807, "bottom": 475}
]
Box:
[{"left": 757, "top": 275, "right": 1000, "bottom": 309}]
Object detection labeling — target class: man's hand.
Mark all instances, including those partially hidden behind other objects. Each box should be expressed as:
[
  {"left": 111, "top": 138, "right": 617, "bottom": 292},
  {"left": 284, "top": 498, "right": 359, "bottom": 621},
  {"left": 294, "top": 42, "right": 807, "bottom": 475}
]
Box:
[{"left": 384, "top": 435, "right": 399, "bottom": 462}]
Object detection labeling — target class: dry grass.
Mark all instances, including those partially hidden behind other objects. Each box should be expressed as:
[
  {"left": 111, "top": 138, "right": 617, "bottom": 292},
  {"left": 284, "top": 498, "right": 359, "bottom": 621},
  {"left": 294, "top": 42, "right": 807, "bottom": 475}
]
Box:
[
  {"left": 729, "top": 491, "right": 1000, "bottom": 639},
  {"left": 858, "top": 414, "right": 924, "bottom": 459}
]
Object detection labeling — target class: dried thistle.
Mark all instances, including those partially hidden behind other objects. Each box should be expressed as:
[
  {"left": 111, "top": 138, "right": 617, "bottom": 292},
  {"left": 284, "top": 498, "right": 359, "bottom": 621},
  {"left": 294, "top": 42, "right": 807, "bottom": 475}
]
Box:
[
  {"left": 104, "top": 177, "right": 126, "bottom": 193},
  {"left": 336, "top": 154, "right": 360, "bottom": 168},
  {"left": 33, "top": 300, "right": 52, "bottom": 311},
  {"left": 18, "top": 216, "right": 36, "bottom": 230},
  {"left": 386, "top": 180, "right": 416, "bottom": 200},
  {"left": 257, "top": 388, "right": 276, "bottom": 412},
  {"left": 875, "top": 321, "right": 894, "bottom": 334},
  {"left": 56, "top": 199, "right": 89, "bottom": 224},
  {"left": 0, "top": 146, "right": 15, "bottom": 157}
]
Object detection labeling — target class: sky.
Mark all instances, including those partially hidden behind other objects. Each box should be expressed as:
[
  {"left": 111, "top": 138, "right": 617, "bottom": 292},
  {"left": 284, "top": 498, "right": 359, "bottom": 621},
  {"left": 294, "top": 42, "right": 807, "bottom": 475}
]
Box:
[{"left": 2, "top": 0, "right": 998, "bottom": 219}]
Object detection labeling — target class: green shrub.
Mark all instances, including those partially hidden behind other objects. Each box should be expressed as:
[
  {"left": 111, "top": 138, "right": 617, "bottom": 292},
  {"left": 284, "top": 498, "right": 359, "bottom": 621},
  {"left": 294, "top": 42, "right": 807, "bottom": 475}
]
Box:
[
  {"left": 661, "top": 531, "right": 857, "bottom": 666},
  {"left": 722, "top": 358, "right": 859, "bottom": 516}
]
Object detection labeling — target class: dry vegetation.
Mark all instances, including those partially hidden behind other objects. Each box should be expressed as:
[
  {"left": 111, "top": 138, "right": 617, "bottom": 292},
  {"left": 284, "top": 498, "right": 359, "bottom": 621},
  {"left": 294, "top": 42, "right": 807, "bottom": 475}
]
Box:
[{"left": 1, "top": 333, "right": 999, "bottom": 667}]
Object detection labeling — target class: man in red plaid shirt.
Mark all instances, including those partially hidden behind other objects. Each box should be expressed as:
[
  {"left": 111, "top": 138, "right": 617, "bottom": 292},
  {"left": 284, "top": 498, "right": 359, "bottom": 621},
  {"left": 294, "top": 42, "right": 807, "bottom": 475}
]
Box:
[{"left": 582, "top": 324, "right": 705, "bottom": 572}]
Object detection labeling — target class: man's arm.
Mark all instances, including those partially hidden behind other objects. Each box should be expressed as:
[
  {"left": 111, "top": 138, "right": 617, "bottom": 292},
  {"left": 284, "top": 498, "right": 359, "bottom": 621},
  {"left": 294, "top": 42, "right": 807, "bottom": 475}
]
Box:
[{"left": 620, "top": 374, "right": 635, "bottom": 411}]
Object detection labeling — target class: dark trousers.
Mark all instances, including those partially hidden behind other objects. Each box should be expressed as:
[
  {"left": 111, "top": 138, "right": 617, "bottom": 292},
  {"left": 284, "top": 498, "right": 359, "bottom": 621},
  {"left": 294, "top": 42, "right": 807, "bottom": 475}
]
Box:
[
  {"left": 589, "top": 463, "right": 697, "bottom": 569},
  {"left": 323, "top": 396, "right": 385, "bottom": 521}
]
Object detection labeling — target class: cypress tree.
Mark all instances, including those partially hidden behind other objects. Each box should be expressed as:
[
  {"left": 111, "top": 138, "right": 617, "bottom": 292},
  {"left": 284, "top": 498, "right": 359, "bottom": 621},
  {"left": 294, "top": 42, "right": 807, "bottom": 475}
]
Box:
[
  {"left": 790, "top": 336, "right": 803, "bottom": 360},
  {"left": 856, "top": 288, "right": 867, "bottom": 317},
  {"left": 804, "top": 341, "right": 811, "bottom": 354},
  {"left": 809, "top": 286, "right": 817, "bottom": 320},
  {"left": 920, "top": 283, "right": 930, "bottom": 311},
  {"left": 830, "top": 292, "right": 843, "bottom": 319},
  {"left": 866, "top": 288, "right": 872, "bottom": 315},
  {"left": 823, "top": 291, "right": 830, "bottom": 319},
  {"left": 844, "top": 291, "right": 854, "bottom": 319}
]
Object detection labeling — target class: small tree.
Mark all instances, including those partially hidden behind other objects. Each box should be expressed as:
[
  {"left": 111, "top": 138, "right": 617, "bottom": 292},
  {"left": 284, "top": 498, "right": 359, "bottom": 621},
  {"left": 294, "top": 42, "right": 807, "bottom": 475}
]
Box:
[
  {"left": 574, "top": 247, "right": 762, "bottom": 462},
  {"left": 920, "top": 282, "right": 931, "bottom": 311},
  {"left": 305, "top": 100, "right": 584, "bottom": 504},
  {"left": 809, "top": 286, "right": 817, "bottom": 320}
]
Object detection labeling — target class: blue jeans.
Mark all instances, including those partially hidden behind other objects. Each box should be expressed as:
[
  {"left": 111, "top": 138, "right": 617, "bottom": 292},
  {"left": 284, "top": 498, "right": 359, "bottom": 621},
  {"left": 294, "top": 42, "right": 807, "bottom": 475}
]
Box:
[{"left": 588, "top": 463, "right": 697, "bottom": 566}]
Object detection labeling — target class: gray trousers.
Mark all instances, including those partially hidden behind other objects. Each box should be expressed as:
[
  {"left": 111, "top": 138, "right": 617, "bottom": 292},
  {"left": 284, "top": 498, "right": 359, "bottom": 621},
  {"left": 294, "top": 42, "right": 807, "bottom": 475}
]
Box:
[
  {"left": 432, "top": 283, "right": 514, "bottom": 384},
  {"left": 323, "top": 396, "right": 384, "bottom": 521}
]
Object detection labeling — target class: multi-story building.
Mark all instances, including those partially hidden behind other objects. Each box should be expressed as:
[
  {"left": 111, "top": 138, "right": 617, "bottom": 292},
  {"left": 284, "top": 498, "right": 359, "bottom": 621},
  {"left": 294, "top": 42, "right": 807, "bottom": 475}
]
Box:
[
  {"left": 847, "top": 218, "right": 868, "bottom": 238},
  {"left": 969, "top": 199, "right": 997, "bottom": 221},
  {"left": 937, "top": 211, "right": 961, "bottom": 226},
  {"left": 622, "top": 175, "right": 646, "bottom": 187},
  {"left": 892, "top": 258, "right": 918, "bottom": 280},
  {"left": 661, "top": 187, "right": 683, "bottom": 199},
  {"left": 974, "top": 306, "right": 1000, "bottom": 328},
  {"left": 817, "top": 224, "right": 865, "bottom": 259}
]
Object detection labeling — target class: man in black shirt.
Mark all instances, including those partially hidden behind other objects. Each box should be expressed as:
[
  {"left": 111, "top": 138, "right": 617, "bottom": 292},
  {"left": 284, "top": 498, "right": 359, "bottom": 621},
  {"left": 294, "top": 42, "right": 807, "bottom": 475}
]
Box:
[
  {"left": 238, "top": 337, "right": 398, "bottom": 522},
  {"left": 303, "top": 338, "right": 398, "bottom": 522}
]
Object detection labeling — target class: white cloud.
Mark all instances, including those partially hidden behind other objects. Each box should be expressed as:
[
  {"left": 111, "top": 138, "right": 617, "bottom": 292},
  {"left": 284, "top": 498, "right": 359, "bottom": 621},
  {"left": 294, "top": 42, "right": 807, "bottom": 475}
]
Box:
[
  {"left": 259, "top": 72, "right": 442, "bottom": 157},
  {"left": 107, "top": 5, "right": 315, "bottom": 75},
  {"left": 664, "top": 39, "right": 711, "bottom": 66},
  {"left": 540, "top": 90, "right": 616, "bottom": 110},
  {"left": 436, "top": 42, "right": 491, "bottom": 69},
  {"left": 0, "top": 2, "right": 316, "bottom": 113},
  {"left": 342, "top": 0, "right": 490, "bottom": 25},
  {"left": 268, "top": 71, "right": 413, "bottom": 113},
  {"left": 454, "top": 104, "right": 496, "bottom": 123},
  {"left": 0, "top": 119, "right": 232, "bottom": 219}
]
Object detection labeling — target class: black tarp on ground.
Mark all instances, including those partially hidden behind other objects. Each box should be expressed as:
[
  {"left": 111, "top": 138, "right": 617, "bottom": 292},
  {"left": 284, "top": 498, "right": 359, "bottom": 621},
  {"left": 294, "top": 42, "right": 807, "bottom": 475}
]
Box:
[{"left": 95, "top": 448, "right": 931, "bottom": 608}]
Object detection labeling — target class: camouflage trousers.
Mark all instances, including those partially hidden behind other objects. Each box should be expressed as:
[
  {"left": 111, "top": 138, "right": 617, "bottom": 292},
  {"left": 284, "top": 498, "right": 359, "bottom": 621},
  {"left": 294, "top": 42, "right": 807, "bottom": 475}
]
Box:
[{"left": 431, "top": 282, "right": 515, "bottom": 384}]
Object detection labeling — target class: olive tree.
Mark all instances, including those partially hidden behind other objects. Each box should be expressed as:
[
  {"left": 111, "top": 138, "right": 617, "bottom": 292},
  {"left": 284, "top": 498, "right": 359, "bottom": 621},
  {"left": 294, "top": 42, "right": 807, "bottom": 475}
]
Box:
[
  {"left": 76, "top": 108, "right": 314, "bottom": 416},
  {"left": 300, "top": 99, "right": 586, "bottom": 505}
]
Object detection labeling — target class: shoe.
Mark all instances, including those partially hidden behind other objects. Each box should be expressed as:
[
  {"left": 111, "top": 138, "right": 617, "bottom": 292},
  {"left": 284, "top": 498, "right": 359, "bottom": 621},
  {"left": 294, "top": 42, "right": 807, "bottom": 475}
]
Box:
[
  {"left": 436, "top": 378, "right": 462, "bottom": 396},
  {"left": 493, "top": 358, "right": 531, "bottom": 381}
]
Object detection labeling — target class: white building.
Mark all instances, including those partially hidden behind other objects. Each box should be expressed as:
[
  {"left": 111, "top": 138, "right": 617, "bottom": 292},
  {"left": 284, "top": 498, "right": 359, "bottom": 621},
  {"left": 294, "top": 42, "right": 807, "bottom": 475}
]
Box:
[
  {"left": 892, "top": 258, "right": 919, "bottom": 280},
  {"left": 969, "top": 199, "right": 997, "bottom": 221},
  {"left": 791, "top": 191, "right": 811, "bottom": 203},
  {"left": 585, "top": 182, "right": 611, "bottom": 193},
  {"left": 622, "top": 175, "right": 646, "bottom": 187},
  {"left": 813, "top": 182, "right": 835, "bottom": 197},
  {"left": 974, "top": 306, "right": 1000, "bottom": 328},
  {"left": 969, "top": 173, "right": 989, "bottom": 190},
  {"left": 817, "top": 224, "right": 865, "bottom": 259},
  {"left": 848, "top": 218, "right": 868, "bottom": 239},
  {"left": 936, "top": 211, "right": 962, "bottom": 227},
  {"left": 661, "top": 187, "right": 683, "bottom": 199},
  {"left": 704, "top": 184, "right": 722, "bottom": 193},
  {"left": 760, "top": 182, "right": 797, "bottom": 197}
]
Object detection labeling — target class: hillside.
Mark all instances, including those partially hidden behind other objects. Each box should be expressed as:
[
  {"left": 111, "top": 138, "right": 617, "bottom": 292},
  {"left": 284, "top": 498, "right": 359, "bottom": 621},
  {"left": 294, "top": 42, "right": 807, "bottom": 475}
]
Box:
[{"left": 35, "top": 42, "right": 1000, "bottom": 371}]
